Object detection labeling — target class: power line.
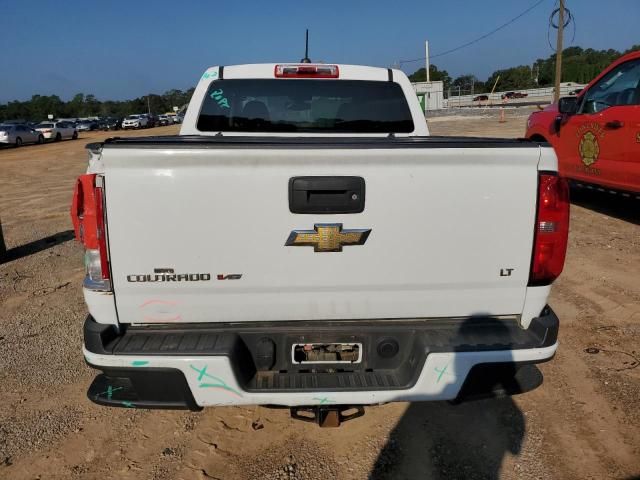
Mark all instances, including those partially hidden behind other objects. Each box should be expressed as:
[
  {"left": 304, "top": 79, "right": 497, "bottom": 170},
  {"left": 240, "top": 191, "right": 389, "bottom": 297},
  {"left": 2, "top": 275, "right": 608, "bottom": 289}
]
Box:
[
  {"left": 547, "top": 1, "right": 575, "bottom": 52},
  {"left": 398, "top": 0, "right": 548, "bottom": 66}
]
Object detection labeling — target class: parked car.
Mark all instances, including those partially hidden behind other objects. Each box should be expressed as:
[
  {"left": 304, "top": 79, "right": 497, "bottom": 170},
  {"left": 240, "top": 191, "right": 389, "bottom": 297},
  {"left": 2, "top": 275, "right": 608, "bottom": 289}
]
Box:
[
  {"left": 144, "top": 114, "right": 157, "bottom": 128},
  {"left": 100, "top": 117, "right": 121, "bottom": 131},
  {"left": 526, "top": 49, "right": 640, "bottom": 195},
  {"left": 75, "top": 62, "right": 565, "bottom": 425},
  {"left": 502, "top": 91, "right": 528, "bottom": 100},
  {"left": 0, "top": 123, "right": 44, "bottom": 146},
  {"left": 473, "top": 94, "right": 489, "bottom": 102},
  {"left": 157, "top": 114, "right": 170, "bottom": 126},
  {"left": 35, "top": 121, "right": 78, "bottom": 141},
  {"left": 122, "top": 114, "right": 149, "bottom": 129},
  {"left": 77, "top": 120, "right": 98, "bottom": 131}
]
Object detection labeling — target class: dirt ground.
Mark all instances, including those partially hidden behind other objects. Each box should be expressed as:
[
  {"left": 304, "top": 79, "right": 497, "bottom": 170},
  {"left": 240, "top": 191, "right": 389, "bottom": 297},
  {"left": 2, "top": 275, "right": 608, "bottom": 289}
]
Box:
[{"left": 0, "top": 114, "right": 638, "bottom": 480}]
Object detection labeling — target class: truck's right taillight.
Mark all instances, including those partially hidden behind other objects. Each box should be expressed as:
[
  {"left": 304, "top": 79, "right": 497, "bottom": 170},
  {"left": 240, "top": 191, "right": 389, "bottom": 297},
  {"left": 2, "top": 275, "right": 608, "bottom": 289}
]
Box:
[
  {"left": 529, "top": 172, "right": 570, "bottom": 286},
  {"left": 71, "top": 173, "right": 111, "bottom": 290}
]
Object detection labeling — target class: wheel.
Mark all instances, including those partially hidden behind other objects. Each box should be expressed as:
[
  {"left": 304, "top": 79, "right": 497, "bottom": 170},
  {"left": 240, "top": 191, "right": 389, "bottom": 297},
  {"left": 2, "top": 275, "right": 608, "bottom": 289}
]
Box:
[
  {"left": 55, "top": 133, "right": 62, "bottom": 142},
  {"left": 38, "top": 135, "right": 45, "bottom": 144},
  {"left": 15, "top": 137, "right": 22, "bottom": 147},
  {"left": 72, "top": 131, "right": 78, "bottom": 140}
]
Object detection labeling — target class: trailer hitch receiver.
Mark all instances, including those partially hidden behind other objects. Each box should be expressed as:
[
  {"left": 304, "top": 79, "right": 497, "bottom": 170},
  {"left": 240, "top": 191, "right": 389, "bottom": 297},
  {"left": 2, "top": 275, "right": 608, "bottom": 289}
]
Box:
[{"left": 290, "top": 405, "right": 365, "bottom": 427}]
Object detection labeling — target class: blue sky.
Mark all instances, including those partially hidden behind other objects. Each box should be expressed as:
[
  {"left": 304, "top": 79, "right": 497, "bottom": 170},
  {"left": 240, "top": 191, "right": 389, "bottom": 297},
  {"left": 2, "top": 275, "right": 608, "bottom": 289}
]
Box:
[{"left": 0, "top": 0, "right": 638, "bottom": 102}]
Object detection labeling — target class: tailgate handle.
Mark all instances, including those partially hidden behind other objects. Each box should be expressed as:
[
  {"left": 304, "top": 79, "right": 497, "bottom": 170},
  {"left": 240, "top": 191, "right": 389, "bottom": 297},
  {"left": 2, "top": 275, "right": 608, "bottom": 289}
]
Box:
[{"left": 289, "top": 176, "right": 365, "bottom": 214}]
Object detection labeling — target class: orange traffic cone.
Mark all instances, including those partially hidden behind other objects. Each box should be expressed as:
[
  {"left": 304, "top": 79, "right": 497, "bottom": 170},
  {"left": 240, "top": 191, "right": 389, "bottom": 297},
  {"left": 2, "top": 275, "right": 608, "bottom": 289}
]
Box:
[{"left": 499, "top": 108, "right": 506, "bottom": 123}]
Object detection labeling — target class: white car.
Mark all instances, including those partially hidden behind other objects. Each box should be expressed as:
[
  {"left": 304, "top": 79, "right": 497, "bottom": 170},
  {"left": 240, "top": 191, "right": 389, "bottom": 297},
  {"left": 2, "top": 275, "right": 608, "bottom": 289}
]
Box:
[
  {"left": 121, "top": 114, "right": 149, "bottom": 129},
  {"left": 74, "top": 63, "right": 566, "bottom": 426},
  {"left": 35, "top": 121, "right": 78, "bottom": 141},
  {"left": 0, "top": 124, "right": 44, "bottom": 146}
]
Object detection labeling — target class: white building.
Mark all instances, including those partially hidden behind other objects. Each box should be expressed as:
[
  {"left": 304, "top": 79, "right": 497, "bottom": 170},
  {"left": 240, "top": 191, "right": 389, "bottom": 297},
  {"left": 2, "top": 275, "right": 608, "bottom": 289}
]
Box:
[{"left": 411, "top": 81, "right": 444, "bottom": 111}]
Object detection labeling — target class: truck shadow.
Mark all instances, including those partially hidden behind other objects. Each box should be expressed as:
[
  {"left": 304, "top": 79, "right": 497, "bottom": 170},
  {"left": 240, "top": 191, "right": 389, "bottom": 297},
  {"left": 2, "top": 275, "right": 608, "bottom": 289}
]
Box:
[
  {"left": 370, "top": 396, "right": 526, "bottom": 480},
  {"left": 570, "top": 186, "right": 639, "bottom": 225},
  {"left": 0, "top": 230, "right": 75, "bottom": 264},
  {"left": 370, "top": 317, "right": 543, "bottom": 480}
]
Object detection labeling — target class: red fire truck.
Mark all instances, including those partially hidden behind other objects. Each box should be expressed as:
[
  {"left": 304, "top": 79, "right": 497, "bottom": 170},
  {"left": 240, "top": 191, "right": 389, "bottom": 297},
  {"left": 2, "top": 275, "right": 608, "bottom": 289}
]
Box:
[{"left": 526, "top": 50, "right": 640, "bottom": 195}]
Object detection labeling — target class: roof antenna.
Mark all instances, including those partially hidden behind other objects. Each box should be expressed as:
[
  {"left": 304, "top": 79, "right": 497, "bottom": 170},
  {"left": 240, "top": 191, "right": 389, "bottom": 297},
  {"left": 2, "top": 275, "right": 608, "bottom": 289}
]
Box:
[{"left": 301, "top": 29, "right": 311, "bottom": 63}]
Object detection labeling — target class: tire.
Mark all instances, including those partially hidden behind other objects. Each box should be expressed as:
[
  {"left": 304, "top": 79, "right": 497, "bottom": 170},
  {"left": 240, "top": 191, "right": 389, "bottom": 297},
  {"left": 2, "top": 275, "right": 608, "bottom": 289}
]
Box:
[
  {"left": 37, "top": 135, "right": 44, "bottom": 144},
  {"left": 72, "top": 131, "right": 78, "bottom": 140},
  {"left": 55, "top": 133, "right": 62, "bottom": 142},
  {"left": 15, "top": 137, "right": 22, "bottom": 147}
]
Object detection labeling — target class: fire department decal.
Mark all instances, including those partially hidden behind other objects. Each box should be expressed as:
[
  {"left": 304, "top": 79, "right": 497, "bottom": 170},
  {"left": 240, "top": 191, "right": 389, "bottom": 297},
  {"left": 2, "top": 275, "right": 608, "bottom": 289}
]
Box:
[
  {"left": 579, "top": 131, "right": 600, "bottom": 166},
  {"left": 576, "top": 123, "right": 605, "bottom": 168}
]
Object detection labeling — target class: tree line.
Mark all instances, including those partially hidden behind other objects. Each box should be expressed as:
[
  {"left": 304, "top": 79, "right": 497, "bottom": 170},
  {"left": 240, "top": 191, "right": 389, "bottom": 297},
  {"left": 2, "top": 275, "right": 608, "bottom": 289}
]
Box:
[
  {"left": 2, "top": 44, "right": 639, "bottom": 121},
  {"left": 0, "top": 89, "right": 194, "bottom": 123},
  {"left": 408, "top": 44, "right": 640, "bottom": 95}
]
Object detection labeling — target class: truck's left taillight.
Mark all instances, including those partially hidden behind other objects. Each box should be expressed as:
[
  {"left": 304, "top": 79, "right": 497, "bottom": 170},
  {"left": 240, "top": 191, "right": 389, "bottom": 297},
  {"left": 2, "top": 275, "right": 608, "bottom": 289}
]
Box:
[{"left": 71, "top": 173, "right": 111, "bottom": 290}]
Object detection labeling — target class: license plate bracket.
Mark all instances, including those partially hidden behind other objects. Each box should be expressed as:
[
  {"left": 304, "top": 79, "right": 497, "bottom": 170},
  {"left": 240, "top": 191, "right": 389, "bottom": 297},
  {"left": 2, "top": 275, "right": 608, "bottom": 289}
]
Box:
[{"left": 291, "top": 342, "right": 362, "bottom": 364}]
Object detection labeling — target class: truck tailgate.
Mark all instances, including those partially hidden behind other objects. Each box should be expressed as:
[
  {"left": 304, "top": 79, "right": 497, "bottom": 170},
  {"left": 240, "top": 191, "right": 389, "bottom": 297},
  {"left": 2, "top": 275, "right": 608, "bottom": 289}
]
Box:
[{"left": 101, "top": 138, "right": 541, "bottom": 324}]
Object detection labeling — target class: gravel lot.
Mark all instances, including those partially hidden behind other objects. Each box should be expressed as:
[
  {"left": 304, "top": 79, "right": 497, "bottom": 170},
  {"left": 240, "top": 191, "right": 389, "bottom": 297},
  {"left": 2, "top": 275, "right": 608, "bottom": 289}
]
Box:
[{"left": 0, "top": 116, "right": 638, "bottom": 479}]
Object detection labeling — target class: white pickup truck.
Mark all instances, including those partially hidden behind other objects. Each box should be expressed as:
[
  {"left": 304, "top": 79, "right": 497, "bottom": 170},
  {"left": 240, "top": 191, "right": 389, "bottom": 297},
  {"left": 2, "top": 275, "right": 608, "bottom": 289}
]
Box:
[{"left": 73, "top": 63, "right": 568, "bottom": 426}]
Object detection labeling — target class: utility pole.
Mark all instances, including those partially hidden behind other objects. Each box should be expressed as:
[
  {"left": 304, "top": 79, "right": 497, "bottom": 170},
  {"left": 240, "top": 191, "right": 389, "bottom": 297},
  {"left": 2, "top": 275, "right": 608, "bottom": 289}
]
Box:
[
  {"left": 425, "top": 41, "right": 430, "bottom": 82},
  {"left": 553, "top": 0, "right": 565, "bottom": 102},
  {"left": 147, "top": 95, "right": 151, "bottom": 115}
]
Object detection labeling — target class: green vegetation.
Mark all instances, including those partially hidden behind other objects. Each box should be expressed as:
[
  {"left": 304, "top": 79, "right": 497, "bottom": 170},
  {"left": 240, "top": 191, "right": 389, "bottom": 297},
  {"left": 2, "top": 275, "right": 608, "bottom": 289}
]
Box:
[
  {"left": 0, "top": 89, "right": 194, "bottom": 123},
  {"left": 410, "top": 44, "right": 639, "bottom": 94},
  {"left": 408, "top": 65, "right": 452, "bottom": 86}
]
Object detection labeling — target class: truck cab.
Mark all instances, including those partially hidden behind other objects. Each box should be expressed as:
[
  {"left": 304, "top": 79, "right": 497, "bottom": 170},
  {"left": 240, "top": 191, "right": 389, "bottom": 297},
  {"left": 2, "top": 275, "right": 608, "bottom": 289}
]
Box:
[{"left": 526, "top": 50, "right": 640, "bottom": 195}]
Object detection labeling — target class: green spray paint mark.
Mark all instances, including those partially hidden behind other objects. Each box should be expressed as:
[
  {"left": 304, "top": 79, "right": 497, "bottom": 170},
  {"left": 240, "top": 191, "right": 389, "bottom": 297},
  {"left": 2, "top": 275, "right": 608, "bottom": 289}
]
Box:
[
  {"left": 202, "top": 71, "right": 218, "bottom": 80},
  {"left": 131, "top": 360, "right": 149, "bottom": 367},
  {"left": 122, "top": 401, "right": 135, "bottom": 408},
  {"left": 434, "top": 364, "right": 449, "bottom": 383},
  {"left": 189, "top": 364, "right": 242, "bottom": 397},
  {"left": 209, "top": 89, "right": 230, "bottom": 109},
  {"left": 95, "top": 385, "right": 123, "bottom": 400},
  {"left": 313, "top": 397, "right": 336, "bottom": 405}
]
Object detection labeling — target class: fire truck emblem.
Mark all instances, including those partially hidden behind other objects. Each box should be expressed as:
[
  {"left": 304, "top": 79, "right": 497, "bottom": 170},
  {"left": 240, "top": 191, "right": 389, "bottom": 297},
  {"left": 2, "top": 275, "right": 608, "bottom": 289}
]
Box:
[{"left": 579, "top": 131, "right": 599, "bottom": 166}]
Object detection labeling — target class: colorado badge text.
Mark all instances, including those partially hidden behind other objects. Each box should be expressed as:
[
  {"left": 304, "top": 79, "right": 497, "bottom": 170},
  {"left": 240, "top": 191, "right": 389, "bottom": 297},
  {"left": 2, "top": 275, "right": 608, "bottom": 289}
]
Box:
[{"left": 285, "top": 224, "right": 371, "bottom": 252}]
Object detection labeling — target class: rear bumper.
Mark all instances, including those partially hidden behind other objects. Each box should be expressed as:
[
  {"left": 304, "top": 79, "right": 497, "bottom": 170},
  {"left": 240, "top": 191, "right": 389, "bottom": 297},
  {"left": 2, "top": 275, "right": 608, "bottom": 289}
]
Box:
[{"left": 83, "top": 308, "right": 559, "bottom": 409}]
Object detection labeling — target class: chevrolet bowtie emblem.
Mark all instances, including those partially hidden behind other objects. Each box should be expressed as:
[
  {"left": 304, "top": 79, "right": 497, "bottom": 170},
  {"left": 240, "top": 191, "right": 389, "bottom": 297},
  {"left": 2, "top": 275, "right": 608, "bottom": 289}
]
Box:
[{"left": 285, "top": 223, "right": 371, "bottom": 252}]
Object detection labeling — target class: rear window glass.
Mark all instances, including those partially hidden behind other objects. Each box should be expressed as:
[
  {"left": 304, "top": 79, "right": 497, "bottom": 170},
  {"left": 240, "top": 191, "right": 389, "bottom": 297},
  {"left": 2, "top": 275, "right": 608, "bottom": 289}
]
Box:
[
  {"left": 38, "top": 123, "right": 54, "bottom": 128},
  {"left": 197, "top": 79, "right": 414, "bottom": 133}
]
